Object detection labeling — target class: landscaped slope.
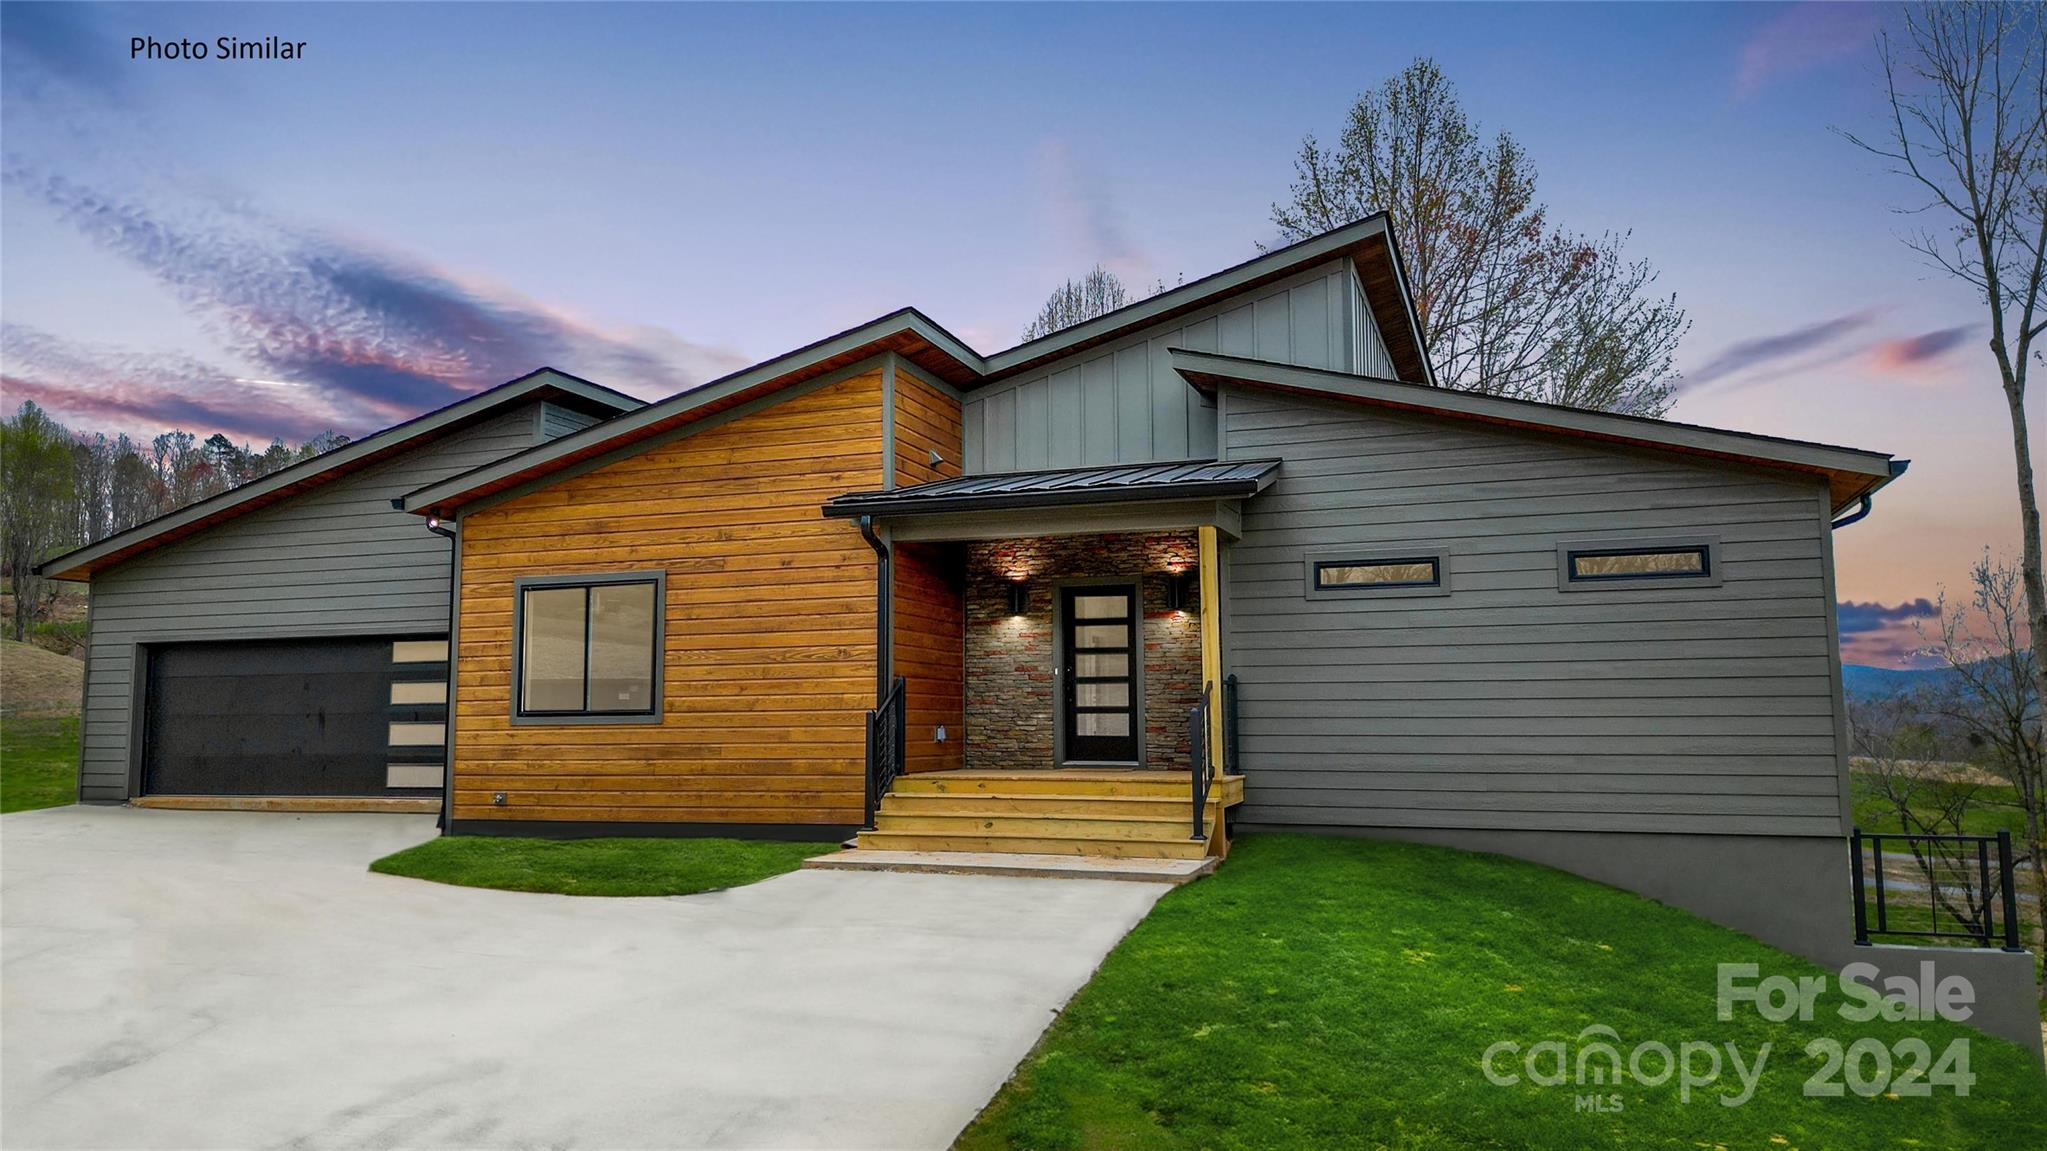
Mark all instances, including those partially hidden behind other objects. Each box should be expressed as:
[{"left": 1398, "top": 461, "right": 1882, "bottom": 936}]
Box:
[{"left": 957, "top": 834, "right": 2046, "bottom": 1151}]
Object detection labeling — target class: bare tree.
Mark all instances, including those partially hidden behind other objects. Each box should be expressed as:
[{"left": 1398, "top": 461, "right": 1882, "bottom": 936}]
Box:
[
  {"left": 1021, "top": 265, "right": 1129, "bottom": 342},
  {"left": 1271, "top": 58, "right": 1688, "bottom": 415},
  {"left": 1851, "top": 690, "right": 2001, "bottom": 942},
  {"left": 1923, "top": 555, "right": 2045, "bottom": 987},
  {"left": 1842, "top": 3, "right": 2047, "bottom": 775}
]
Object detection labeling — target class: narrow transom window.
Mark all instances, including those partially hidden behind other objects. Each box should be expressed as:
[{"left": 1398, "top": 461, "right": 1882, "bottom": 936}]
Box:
[
  {"left": 517, "top": 577, "right": 659, "bottom": 717},
  {"left": 1566, "top": 546, "right": 1710, "bottom": 582},
  {"left": 1315, "top": 557, "right": 1441, "bottom": 590}
]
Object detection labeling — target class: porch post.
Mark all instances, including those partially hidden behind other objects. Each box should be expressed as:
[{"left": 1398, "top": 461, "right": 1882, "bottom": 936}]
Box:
[{"left": 1197, "top": 524, "right": 1223, "bottom": 774}]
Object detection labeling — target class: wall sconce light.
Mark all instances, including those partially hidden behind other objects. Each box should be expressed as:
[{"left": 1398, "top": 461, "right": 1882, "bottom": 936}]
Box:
[
  {"left": 1008, "top": 581, "right": 1030, "bottom": 615},
  {"left": 1167, "top": 572, "right": 1200, "bottom": 613}
]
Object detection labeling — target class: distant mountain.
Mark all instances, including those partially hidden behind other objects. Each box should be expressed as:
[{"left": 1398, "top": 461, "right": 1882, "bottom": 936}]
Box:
[{"left": 1841, "top": 664, "right": 1957, "bottom": 701}]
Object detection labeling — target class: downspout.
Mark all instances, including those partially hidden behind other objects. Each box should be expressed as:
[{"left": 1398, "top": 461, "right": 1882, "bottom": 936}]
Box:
[
  {"left": 1830, "top": 461, "right": 1909, "bottom": 531},
  {"left": 425, "top": 514, "right": 457, "bottom": 833},
  {"left": 857, "top": 514, "right": 891, "bottom": 703},
  {"left": 1829, "top": 497, "right": 1873, "bottom": 531}
]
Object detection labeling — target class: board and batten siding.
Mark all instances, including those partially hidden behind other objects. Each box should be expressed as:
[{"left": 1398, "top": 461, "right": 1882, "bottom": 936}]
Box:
[
  {"left": 1220, "top": 387, "right": 1847, "bottom": 838},
  {"left": 449, "top": 369, "right": 886, "bottom": 827},
  {"left": 964, "top": 260, "right": 1393, "bottom": 474},
  {"left": 77, "top": 403, "right": 559, "bottom": 801}
]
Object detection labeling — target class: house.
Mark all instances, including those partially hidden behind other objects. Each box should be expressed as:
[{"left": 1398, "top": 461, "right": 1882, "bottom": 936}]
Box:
[
  {"left": 38, "top": 370, "right": 643, "bottom": 806},
  {"left": 49, "top": 215, "right": 2041, "bottom": 1052}
]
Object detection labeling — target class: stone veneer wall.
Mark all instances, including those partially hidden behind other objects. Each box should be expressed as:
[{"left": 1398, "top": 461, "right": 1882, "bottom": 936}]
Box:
[{"left": 965, "top": 532, "right": 1203, "bottom": 770}]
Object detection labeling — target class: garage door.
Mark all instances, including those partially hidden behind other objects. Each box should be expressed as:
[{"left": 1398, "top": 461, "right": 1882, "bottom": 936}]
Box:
[{"left": 140, "top": 637, "right": 447, "bottom": 797}]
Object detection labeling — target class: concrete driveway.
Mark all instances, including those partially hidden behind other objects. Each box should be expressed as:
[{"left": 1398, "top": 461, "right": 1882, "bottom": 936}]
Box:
[{"left": 1, "top": 807, "right": 1164, "bottom": 1150}]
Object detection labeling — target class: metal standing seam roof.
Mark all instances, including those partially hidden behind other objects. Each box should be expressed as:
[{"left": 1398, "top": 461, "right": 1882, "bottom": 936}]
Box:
[{"left": 821, "top": 459, "right": 1283, "bottom": 518}]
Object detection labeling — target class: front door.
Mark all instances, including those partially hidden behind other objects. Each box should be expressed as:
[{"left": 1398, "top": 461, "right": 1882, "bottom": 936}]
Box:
[{"left": 1061, "top": 586, "right": 1140, "bottom": 763}]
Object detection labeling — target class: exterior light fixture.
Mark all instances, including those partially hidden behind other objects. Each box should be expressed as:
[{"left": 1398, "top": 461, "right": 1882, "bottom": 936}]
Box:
[
  {"left": 1168, "top": 572, "right": 1199, "bottom": 612},
  {"left": 1007, "top": 581, "right": 1029, "bottom": 615}
]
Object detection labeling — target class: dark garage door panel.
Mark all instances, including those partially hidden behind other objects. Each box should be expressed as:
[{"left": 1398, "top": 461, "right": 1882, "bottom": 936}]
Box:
[{"left": 142, "top": 638, "right": 441, "bottom": 797}]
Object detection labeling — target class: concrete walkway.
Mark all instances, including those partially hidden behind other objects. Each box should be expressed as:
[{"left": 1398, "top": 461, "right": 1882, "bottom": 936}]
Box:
[{"left": 1, "top": 807, "right": 1164, "bottom": 1150}]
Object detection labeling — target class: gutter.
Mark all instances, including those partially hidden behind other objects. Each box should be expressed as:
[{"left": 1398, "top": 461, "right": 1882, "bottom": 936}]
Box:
[
  {"left": 822, "top": 477, "right": 1275, "bottom": 519},
  {"left": 857, "top": 514, "right": 891, "bottom": 703},
  {"left": 1831, "top": 460, "right": 1910, "bottom": 531}
]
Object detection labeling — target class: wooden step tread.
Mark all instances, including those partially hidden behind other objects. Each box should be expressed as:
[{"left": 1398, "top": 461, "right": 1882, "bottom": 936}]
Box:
[
  {"left": 856, "top": 829, "right": 1213, "bottom": 860},
  {"left": 884, "top": 791, "right": 1228, "bottom": 806},
  {"left": 804, "top": 850, "right": 1216, "bottom": 885},
  {"left": 877, "top": 811, "right": 1201, "bottom": 828}
]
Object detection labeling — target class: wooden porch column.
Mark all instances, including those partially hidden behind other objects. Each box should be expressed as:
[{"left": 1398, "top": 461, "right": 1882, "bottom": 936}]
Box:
[{"left": 1197, "top": 524, "right": 1223, "bottom": 773}]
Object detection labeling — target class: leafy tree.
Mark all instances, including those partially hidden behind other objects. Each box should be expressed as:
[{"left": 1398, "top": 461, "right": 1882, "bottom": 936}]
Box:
[
  {"left": 1271, "top": 58, "right": 1688, "bottom": 415},
  {"left": 1842, "top": 2, "right": 2047, "bottom": 808},
  {"left": 1, "top": 402, "right": 80, "bottom": 641},
  {"left": 1021, "top": 265, "right": 1130, "bottom": 341}
]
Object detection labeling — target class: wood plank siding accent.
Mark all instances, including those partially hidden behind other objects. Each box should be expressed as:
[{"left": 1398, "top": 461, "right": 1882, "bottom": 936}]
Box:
[
  {"left": 1221, "top": 387, "right": 1847, "bottom": 838},
  {"left": 890, "top": 366, "right": 966, "bottom": 774},
  {"left": 77, "top": 404, "right": 554, "bottom": 802},
  {"left": 450, "top": 371, "right": 886, "bottom": 826}
]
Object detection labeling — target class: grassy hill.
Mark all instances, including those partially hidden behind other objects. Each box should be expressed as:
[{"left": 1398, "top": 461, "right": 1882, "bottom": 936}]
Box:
[
  {"left": 959, "top": 835, "right": 2045, "bottom": 1151},
  {"left": 1, "top": 638, "right": 80, "bottom": 812}
]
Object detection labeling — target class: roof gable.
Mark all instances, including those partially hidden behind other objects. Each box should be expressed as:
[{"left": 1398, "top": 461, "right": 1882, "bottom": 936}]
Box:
[
  {"left": 38, "top": 368, "right": 642, "bottom": 581},
  {"left": 976, "top": 213, "right": 1428, "bottom": 386},
  {"left": 404, "top": 217, "right": 1433, "bottom": 514},
  {"left": 1170, "top": 349, "right": 1900, "bottom": 513}
]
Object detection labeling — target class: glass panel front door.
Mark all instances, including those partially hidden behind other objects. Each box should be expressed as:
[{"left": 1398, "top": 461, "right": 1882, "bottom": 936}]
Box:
[{"left": 1062, "top": 587, "right": 1139, "bottom": 762}]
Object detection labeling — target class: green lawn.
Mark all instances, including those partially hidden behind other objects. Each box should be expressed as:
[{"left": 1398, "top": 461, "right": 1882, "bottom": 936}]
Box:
[
  {"left": 957, "top": 834, "right": 2046, "bottom": 1151},
  {"left": 369, "top": 834, "right": 839, "bottom": 896},
  {"left": 0, "top": 715, "right": 78, "bottom": 813}
]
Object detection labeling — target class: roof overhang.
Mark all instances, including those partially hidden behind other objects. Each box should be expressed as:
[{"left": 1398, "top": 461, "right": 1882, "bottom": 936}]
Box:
[
  {"left": 400, "top": 217, "right": 1438, "bottom": 516},
  {"left": 1170, "top": 350, "right": 1899, "bottom": 514},
  {"left": 822, "top": 459, "right": 1282, "bottom": 519},
  {"left": 37, "top": 368, "right": 644, "bottom": 582},
  {"left": 402, "top": 309, "right": 985, "bottom": 517},
  {"left": 977, "top": 213, "right": 1430, "bottom": 386}
]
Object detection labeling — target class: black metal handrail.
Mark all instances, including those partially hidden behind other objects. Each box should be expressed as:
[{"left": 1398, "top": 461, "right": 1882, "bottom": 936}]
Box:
[
  {"left": 863, "top": 676, "right": 907, "bottom": 830},
  {"left": 1222, "top": 673, "right": 1240, "bottom": 778},
  {"left": 1851, "top": 828, "right": 2023, "bottom": 951},
  {"left": 1189, "top": 681, "right": 1213, "bottom": 840}
]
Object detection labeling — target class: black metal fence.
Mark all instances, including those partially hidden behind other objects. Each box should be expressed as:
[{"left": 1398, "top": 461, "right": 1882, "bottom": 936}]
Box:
[
  {"left": 863, "top": 676, "right": 906, "bottom": 830},
  {"left": 1850, "top": 827, "right": 2024, "bottom": 951},
  {"left": 1188, "top": 681, "right": 1212, "bottom": 840},
  {"left": 1222, "top": 673, "right": 1240, "bottom": 778}
]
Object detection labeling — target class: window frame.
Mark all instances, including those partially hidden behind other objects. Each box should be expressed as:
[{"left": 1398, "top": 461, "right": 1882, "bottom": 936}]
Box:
[
  {"left": 1555, "top": 538, "right": 1721, "bottom": 592},
  {"left": 510, "top": 570, "right": 666, "bottom": 725},
  {"left": 1303, "top": 546, "right": 1452, "bottom": 600}
]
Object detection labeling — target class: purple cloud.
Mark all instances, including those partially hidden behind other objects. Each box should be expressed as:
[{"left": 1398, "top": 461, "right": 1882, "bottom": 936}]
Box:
[
  {"left": 1870, "top": 325, "right": 1974, "bottom": 373},
  {"left": 1679, "top": 309, "right": 1876, "bottom": 393},
  {"left": 1837, "top": 598, "right": 1938, "bottom": 635},
  {"left": 2, "top": 166, "right": 747, "bottom": 436},
  {"left": 1, "top": 323, "right": 358, "bottom": 443},
  {"left": 1734, "top": 2, "right": 1880, "bottom": 100}
]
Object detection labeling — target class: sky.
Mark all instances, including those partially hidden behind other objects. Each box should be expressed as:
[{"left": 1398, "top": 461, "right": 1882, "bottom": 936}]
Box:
[{"left": 1, "top": 1, "right": 2038, "bottom": 669}]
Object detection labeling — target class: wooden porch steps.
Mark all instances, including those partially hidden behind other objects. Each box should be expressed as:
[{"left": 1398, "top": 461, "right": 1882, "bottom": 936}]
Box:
[
  {"left": 804, "top": 849, "right": 1216, "bottom": 884},
  {"left": 856, "top": 769, "right": 1243, "bottom": 860}
]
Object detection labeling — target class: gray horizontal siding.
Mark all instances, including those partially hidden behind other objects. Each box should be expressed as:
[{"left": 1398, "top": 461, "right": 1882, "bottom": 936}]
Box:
[
  {"left": 964, "top": 260, "right": 1389, "bottom": 473},
  {"left": 539, "top": 400, "right": 606, "bottom": 440},
  {"left": 1221, "top": 387, "right": 1847, "bottom": 838},
  {"left": 77, "top": 404, "right": 550, "bottom": 801}
]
